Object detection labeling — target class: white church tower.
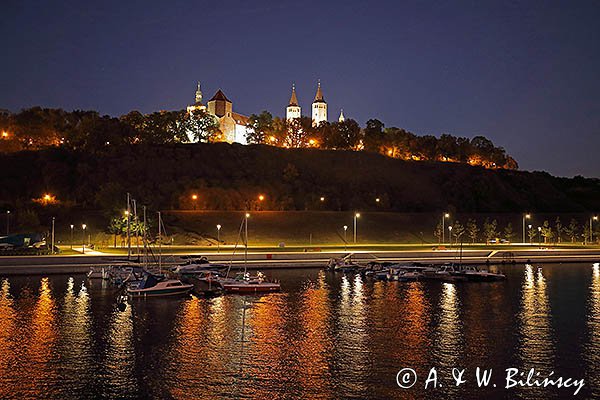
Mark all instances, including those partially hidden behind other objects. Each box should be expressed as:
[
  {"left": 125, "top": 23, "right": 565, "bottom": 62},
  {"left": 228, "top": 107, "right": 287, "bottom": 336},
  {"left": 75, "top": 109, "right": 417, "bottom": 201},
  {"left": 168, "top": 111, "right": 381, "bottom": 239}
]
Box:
[
  {"left": 286, "top": 84, "right": 301, "bottom": 121},
  {"left": 338, "top": 109, "right": 345, "bottom": 122},
  {"left": 311, "top": 80, "right": 327, "bottom": 127}
]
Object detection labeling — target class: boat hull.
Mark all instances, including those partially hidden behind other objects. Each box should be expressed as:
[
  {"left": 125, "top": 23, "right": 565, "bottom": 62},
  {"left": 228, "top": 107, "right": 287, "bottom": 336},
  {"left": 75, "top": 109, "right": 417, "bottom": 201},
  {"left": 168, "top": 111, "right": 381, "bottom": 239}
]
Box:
[
  {"left": 222, "top": 283, "right": 281, "bottom": 293},
  {"left": 127, "top": 286, "right": 193, "bottom": 297}
]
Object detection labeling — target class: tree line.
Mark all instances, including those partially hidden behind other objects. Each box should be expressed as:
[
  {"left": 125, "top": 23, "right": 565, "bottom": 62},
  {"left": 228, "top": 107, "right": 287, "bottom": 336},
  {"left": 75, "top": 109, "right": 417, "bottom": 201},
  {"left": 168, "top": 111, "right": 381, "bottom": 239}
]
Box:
[
  {"left": 246, "top": 112, "right": 518, "bottom": 169},
  {"left": 1, "top": 107, "right": 516, "bottom": 169},
  {"left": 435, "top": 217, "right": 598, "bottom": 244}
]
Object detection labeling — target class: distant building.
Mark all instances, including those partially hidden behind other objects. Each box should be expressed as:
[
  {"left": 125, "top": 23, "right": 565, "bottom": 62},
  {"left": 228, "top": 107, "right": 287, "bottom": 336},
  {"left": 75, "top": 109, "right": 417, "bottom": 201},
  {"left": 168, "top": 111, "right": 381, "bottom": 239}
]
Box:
[
  {"left": 311, "top": 81, "right": 327, "bottom": 126},
  {"left": 338, "top": 109, "right": 345, "bottom": 122},
  {"left": 286, "top": 84, "right": 301, "bottom": 121},
  {"left": 187, "top": 82, "right": 249, "bottom": 144},
  {"left": 285, "top": 81, "right": 340, "bottom": 126}
]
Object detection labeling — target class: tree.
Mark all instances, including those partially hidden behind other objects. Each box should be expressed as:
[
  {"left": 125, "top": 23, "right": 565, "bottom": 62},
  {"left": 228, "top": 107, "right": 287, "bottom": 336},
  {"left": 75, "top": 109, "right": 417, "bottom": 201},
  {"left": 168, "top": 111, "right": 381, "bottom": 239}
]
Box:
[
  {"left": 583, "top": 224, "right": 591, "bottom": 245},
  {"left": 363, "top": 119, "right": 384, "bottom": 153},
  {"left": 246, "top": 111, "right": 273, "bottom": 144},
  {"left": 322, "top": 119, "right": 362, "bottom": 150},
  {"left": 503, "top": 222, "right": 515, "bottom": 243},
  {"left": 483, "top": 218, "right": 498, "bottom": 243},
  {"left": 540, "top": 220, "right": 553, "bottom": 243},
  {"left": 452, "top": 220, "right": 465, "bottom": 244},
  {"left": 184, "top": 109, "right": 220, "bottom": 142},
  {"left": 564, "top": 219, "right": 579, "bottom": 243},
  {"left": 528, "top": 225, "right": 537, "bottom": 243},
  {"left": 107, "top": 216, "right": 127, "bottom": 247},
  {"left": 554, "top": 217, "right": 563, "bottom": 243},
  {"left": 466, "top": 218, "right": 479, "bottom": 243},
  {"left": 434, "top": 222, "right": 443, "bottom": 244}
]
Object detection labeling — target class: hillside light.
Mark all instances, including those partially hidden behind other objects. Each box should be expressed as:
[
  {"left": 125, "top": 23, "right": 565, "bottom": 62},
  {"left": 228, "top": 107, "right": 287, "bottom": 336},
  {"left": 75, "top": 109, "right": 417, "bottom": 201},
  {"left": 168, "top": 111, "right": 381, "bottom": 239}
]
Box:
[
  {"left": 442, "top": 213, "right": 450, "bottom": 243},
  {"left": 258, "top": 194, "right": 265, "bottom": 201},
  {"left": 522, "top": 213, "right": 531, "bottom": 244},
  {"left": 216, "top": 224, "right": 221, "bottom": 253},
  {"left": 353, "top": 213, "right": 360, "bottom": 243},
  {"left": 124, "top": 210, "right": 129, "bottom": 216},
  {"left": 375, "top": 198, "right": 380, "bottom": 203},
  {"left": 191, "top": 194, "right": 198, "bottom": 210},
  {"left": 1, "top": 131, "right": 8, "bottom": 138},
  {"left": 82, "top": 224, "right": 87, "bottom": 254},
  {"left": 320, "top": 196, "right": 325, "bottom": 202}
]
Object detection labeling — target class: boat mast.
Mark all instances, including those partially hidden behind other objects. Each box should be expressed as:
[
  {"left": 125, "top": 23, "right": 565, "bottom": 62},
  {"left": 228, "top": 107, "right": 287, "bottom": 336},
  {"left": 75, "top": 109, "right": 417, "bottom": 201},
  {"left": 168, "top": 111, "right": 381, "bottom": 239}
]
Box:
[
  {"left": 126, "top": 193, "right": 131, "bottom": 260},
  {"left": 143, "top": 205, "right": 147, "bottom": 268},
  {"left": 244, "top": 213, "right": 248, "bottom": 276},
  {"left": 158, "top": 211, "right": 162, "bottom": 274}
]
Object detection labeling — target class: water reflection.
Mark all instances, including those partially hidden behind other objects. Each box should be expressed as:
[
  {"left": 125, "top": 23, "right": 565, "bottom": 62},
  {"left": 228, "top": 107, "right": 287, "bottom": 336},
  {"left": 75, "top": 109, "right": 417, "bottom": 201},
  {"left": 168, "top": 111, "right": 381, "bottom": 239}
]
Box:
[
  {"left": 0, "top": 279, "right": 16, "bottom": 398},
  {"left": 587, "top": 263, "right": 600, "bottom": 398},
  {"left": 433, "top": 282, "right": 464, "bottom": 394}
]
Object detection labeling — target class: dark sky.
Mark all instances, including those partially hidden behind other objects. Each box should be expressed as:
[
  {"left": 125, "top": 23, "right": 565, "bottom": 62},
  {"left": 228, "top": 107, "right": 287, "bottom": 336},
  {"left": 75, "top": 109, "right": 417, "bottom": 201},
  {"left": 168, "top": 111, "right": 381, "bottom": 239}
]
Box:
[{"left": 1, "top": 0, "right": 599, "bottom": 177}]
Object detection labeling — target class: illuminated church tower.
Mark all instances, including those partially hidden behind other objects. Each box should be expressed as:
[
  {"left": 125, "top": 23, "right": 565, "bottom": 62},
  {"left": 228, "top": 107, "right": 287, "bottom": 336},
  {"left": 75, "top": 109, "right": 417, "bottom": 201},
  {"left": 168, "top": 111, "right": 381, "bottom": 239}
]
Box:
[
  {"left": 286, "top": 84, "right": 301, "bottom": 120},
  {"left": 311, "top": 80, "right": 327, "bottom": 126}
]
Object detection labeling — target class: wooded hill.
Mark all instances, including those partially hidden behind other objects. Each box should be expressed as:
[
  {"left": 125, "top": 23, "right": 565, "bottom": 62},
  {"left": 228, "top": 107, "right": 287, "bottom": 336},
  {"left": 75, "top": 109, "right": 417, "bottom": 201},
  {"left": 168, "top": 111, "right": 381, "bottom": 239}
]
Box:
[{"left": 0, "top": 143, "right": 598, "bottom": 215}]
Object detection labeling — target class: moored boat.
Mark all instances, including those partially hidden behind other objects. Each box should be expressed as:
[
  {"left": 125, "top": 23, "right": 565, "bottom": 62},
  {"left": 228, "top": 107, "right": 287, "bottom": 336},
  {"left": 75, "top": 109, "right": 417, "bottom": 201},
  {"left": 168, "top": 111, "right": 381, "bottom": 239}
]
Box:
[{"left": 127, "top": 274, "right": 193, "bottom": 297}]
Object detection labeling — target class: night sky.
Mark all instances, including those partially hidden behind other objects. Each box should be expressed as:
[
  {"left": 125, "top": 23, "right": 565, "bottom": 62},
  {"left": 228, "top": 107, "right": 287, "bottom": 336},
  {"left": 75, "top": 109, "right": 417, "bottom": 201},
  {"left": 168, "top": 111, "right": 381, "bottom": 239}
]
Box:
[{"left": 1, "top": 0, "right": 599, "bottom": 177}]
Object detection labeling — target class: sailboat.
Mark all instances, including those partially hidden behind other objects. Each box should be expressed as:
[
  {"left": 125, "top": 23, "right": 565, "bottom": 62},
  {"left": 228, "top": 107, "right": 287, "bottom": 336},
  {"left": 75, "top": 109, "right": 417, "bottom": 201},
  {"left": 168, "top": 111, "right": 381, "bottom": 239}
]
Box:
[
  {"left": 125, "top": 208, "right": 192, "bottom": 297},
  {"left": 220, "top": 214, "right": 281, "bottom": 294}
]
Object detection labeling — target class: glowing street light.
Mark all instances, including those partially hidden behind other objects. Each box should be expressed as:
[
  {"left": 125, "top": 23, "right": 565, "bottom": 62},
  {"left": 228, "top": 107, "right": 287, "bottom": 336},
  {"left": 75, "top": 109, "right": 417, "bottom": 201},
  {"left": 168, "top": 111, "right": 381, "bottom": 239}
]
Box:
[
  {"left": 5, "top": 210, "right": 9, "bottom": 236},
  {"left": 522, "top": 213, "right": 531, "bottom": 244},
  {"left": 591, "top": 215, "right": 598, "bottom": 243},
  {"left": 320, "top": 196, "right": 325, "bottom": 202},
  {"left": 375, "top": 198, "right": 380, "bottom": 203},
  {"left": 70, "top": 224, "right": 74, "bottom": 249},
  {"left": 442, "top": 213, "right": 450, "bottom": 243},
  {"left": 258, "top": 194, "right": 265, "bottom": 201},
  {"left": 537, "top": 226, "right": 542, "bottom": 246},
  {"left": 528, "top": 224, "right": 532, "bottom": 244},
  {"left": 216, "top": 224, "right": 221, "bottom": 253},
  {"left": 343, "top": 225, "right": 348, "bottom": 251},
  {"left": 82, "top": 224, "right": 87, "bottom": 254},
  {"left": 448, "top": 225, "right": 453, "bottom": 248},
  {"left": 353, "top": 213, "right": 360, "bottom": 243}
]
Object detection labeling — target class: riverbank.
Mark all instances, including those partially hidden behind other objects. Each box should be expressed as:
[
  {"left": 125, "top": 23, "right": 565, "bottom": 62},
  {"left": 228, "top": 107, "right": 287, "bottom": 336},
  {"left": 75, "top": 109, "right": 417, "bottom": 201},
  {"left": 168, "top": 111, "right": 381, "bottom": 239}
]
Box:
[{"left": 0, "top": 246, "right": 599, "bottom": 275}]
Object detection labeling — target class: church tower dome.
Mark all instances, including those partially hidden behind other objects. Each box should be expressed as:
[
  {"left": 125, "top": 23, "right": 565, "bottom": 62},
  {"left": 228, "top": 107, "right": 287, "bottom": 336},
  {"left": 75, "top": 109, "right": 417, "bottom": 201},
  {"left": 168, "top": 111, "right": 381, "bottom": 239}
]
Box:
[
  {"left": 194, "top": 81, "right": 203, "bottom": 104},
  {"left": 311, "top": 80, "right": 327, "bottom": 127},
  {"left": 286, "top": 84, "right": 301, "bottom": 121},
  {"left": 338, "top": 109, "right": 345, "bottom": 122}
]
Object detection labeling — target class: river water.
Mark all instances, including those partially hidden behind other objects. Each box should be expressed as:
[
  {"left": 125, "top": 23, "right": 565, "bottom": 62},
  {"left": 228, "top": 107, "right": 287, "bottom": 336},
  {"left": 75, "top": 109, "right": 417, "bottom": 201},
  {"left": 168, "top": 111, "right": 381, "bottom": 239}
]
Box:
[{"left": 0, "top": 263, "right": 599, "bottom": 399}]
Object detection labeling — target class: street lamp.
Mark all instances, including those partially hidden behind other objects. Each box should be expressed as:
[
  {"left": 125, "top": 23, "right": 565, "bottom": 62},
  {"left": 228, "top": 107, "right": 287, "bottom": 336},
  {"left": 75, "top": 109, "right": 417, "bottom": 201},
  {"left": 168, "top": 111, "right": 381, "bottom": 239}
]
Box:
[
  {"left": 442, "top": 213, "right": 450, "bottom": 243},
  {"left": 51, "top": 217, "right": 55, "bottom": 254},
  {"left": 590, "top": 215, "right": 598, "bottom": 244},
  {"left": 82, "top": 224, "right": 87, "bottom": 254},
  {"left": 320, "top": 196, "right": 325, "bottom": 202},
  {"left": 353, "top": 213, "right": 360, "bottom": 243},
  {"left": 537, "top": 226, "right": 542, "bottom": 246},
  {"left": 216, "top": 224, "right": 221, "bottom": 253},
  {"left": 448, "top": 226, "right": 453, "bottom": 249},
  {"left": 5, "top": 210, "right": 9, "bottom": 236},
  {"left": 522, "top": 213, "right": 531, "bottom": 244},
  {"left": 343, "top": 225, "right": 348, "bottom": 251},
  {"left": 191, "top": 194, "right": 198, "bottom": 210},
  {"left": 258, "top": 194, "right": 265, "bottom": 202},
  {"left": 70, "top": 224, "right": 74, "bottom": 249},
  {"left": 375, "top": 198, "right": 380, "bottom": 203},
  {"left": 528, "top": 224, "right": 532, "bottom": 244}
]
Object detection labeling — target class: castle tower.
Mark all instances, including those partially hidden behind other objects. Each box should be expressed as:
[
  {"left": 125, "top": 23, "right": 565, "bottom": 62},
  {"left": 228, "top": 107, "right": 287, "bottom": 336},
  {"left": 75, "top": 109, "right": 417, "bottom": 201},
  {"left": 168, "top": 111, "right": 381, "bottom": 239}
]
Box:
[
  {"left": 311, "top": 80, "right": 327, "bottom": 127},
  {"left": 338, "top": 109, "right": 345, "bottom": 122},
  {"left": 286, "top": 84, "right": 301, "bottom": 121},
  {"left": 194, "top": 82, "right": 203, "bottom": 104}
]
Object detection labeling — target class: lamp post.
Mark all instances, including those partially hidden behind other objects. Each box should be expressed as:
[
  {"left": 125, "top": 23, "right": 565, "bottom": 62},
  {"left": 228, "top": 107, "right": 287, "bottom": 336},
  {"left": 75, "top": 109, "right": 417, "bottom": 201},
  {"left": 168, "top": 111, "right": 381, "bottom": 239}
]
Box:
[
  {"left": 82, "top": 224, "right": 87, "bottom": 254},
  {"left": 537, "top": 226, "right": 542, "bottom": 246},
  {"left": 522, "top": 213, "right": 531, "bottom": 244},
  {"left": 528, "top": 224, "right": 532, "bottom": 244},
  {"left": 5, "top": 210, "right": 9, "bottom": 236},
  {"left": 343, "top": 225, "right": 348, "bottom": 251},
  {"left": 442, "top": 213, "right": 450, "bottom": 243},
  {"left": 448, "top": 226, "right": 453, "bottom": 249},
  {"left": 191, "top": 194, "right": 198, "bottom": 210},
  {"left": 591, "top": 216, "right": 598, "bottom": 244},
  {"left": 51, "top": 217, "right": 55, "bottom": 254},
  {"left": 216, "top": 224, "right": 221, "bottom": 253},
  {"left": 353, "top": 213, "right": 360, "bottom": 243},
  {"left": 70, "top": 224, "right": 74, "bottom": 249}
]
